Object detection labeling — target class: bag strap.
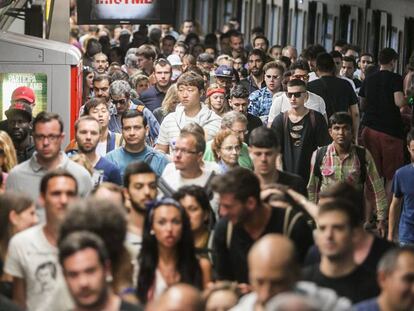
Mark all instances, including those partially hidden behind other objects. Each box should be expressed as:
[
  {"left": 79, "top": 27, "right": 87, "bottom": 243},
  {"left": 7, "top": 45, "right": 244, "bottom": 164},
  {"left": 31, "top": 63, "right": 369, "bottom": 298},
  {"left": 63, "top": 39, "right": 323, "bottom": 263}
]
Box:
[
  {"left": 226, "top": 221, "right": 233, "bottom": 249},
  {"left": 283, "top": 206, "right": 292, "bottom": 236},
  {"left": 157, "top": 177, "right": 175, "bottom": 197},
  {"left": 313, "top": 145, "right": 328, "bottom": 181}
]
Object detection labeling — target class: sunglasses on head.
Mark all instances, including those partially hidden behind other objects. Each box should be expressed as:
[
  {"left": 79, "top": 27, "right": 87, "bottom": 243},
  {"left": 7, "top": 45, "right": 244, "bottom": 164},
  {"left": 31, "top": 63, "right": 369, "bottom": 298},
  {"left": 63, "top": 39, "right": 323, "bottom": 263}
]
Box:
[{"left": 286, "top": 91, "right": 305, "bottom": 98}]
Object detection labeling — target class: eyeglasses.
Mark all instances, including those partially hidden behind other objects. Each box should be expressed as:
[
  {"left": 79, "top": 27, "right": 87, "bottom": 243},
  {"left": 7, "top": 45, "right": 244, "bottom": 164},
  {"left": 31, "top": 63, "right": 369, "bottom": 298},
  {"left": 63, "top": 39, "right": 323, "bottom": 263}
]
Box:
[
  {"left": 171, "top": 147, "right": 198, "bottom": 155},
  {"left": 230, "top": 128, "right": 248, "bottom": 135},
  {"left": 221, "top": 145, "right": 241, "bottom": 152},
  {"left": 286, "top": 91, "right": 305, "bottom": 98},
  {"left": 291, "top": 74, "right": 309, "bottom": 81},
  {"left": 265, "top": 75, "right": 281, "bottom": 80},
  {"left": 33, "top": 134, "right": 61, "bottom": 142},
  {"left": 112, "top": 98, "right": 128, "bottom": 106}
]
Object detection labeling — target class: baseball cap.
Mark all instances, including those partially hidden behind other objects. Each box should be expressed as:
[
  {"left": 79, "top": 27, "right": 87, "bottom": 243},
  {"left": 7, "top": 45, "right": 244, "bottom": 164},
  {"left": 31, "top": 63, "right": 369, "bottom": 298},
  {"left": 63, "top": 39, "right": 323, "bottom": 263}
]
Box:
[
  {"left": 215, "top": 65, "right": 233, "bottom": 78},
  {"left": 5, "top": 102, "right": 33, "bottom": 121},
  {"left": 11, "top": 86, "right": 36, "bottom": 104},
  {"left": 167, "top": 54, "right": 183, "bottom": 66}
]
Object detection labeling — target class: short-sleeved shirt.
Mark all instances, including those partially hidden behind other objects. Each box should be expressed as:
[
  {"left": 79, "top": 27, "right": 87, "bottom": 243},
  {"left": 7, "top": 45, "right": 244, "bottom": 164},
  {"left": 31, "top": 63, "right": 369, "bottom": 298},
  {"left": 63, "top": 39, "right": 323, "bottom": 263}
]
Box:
[
  {"left": 392, "top": 164, "right": 414, "bottom": 243},
  {"left": 308, "top": 76, "right": 358, "bottom": 118},
  {"left": 359, "top": 70, "right": 404, "bottom": 139},
  {"left": 139, "top": 85, "right": 166, "bottom": 112},
  {"left": 93, "top": 157, "right": 123, "bottom": 186},
  {"left": 4, "top": 225, "right": 62, "bottom": 311},
  {"left": 203, "top": 141, "right": 253, "bottom": 170},
  {"left": 248, "top": 87, "right": 274, "bottom": 123}
]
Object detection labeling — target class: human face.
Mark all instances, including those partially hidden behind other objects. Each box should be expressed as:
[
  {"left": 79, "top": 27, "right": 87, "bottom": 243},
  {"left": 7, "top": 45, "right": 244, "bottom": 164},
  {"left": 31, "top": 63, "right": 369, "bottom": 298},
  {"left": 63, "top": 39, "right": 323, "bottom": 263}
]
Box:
[
  {"left": 254, "top": 38, "right": 267, "bottom": 51},
  {"left": 341, "top": 61, "right": 355, "bottom": 79},
  {"left": 161, "top": 39, "right": 175, "bottom": 56},
  {"left": 264, "top": 68, "right": 282, "bottom": 93},
  {"left": 316, "top": 210, "right": 354, "bottom": 260},
  {"left": 291, "top": 69, "right": 309, "bottom": 83},
  {"left": 41, "top": 176, "right": 77, "bottom": 225},
  {"left": 218, "top": 135, "right": 241, "bottom": 167},
  {"left": 333, "top": 57, "right": 342, "bottom": 75},
  {"left": 329, "top": 123, "right": 352, "bottom": 149},
  {"left": 76, "top": 120, "right": 100, "bottom": 154},
  {"left": 179, "top": 195, "right": 207, "bottom": 233},
  {"left": 359, "top": 55, "right": 373, "bottom": 73},
  {"left": 230, "top": 97, "right": 248, "bottom": 114},
  {"left": 229, "top": 121, "right": 248, "bottom": 142},
  {"left": 12, "top": 204, "right": 38, "bottom": 233},
  {"left": 33, "top": 120, "right": 64, "bottom": 161},
  {"left": 154, "top": 64, "right": 172, "bottom": 89},
  {"left": 177, "top": 85, "right": 200, "bottom": 108},
  {"left": 86, "top": 73, "right": 94, "bottom": 89},
  {"left": 249, "top": 146, "right": 278, "bottom": 176},
  {"left": 63, "top": 248, "right": 109, "bottom": 309},
  {"left": 93, "top": 54, "right": 108, "bottom": 74},
  {"left": 182, "top": 21, "right": 194, "bottom": 35},
  {"left": 230, "top": 36, "right": 243, "bottom": 53},
  {"left": 88, "top": 103, "right": 110, "bottom": 129},
  {"left": 379, "top": 252, "right": 414, "bottom": 311},
  {"left": 270, "top": 47, "right": 282, "bottom": 60},
  {"left": 286, "top": 86, "right": 307, "bottom": 109},
  {"left": 8, "top": 113, "right": 31, "bottom": 142},
  {"left": 152, "top": 205, "right": 183, "bottom": 249},
  {"left": 137, "top": 55, "right": 153, "bottom": 72},
  {"left": 248, "top": 54, "right": 264, "bottom": 77},
  {"left": 209, "top": 93, "right": 225, "bottom": 113},
  {"left": 282, "top": 47, "right": 298, "bottom": 62},
  {"left": 135, "top": 80, "right": 150, "bottom": 95},
  {"left": 408, "top": 141, "right": 414, "bottom": 163},
  {"left": 172, "top": 136, "right": 201, "bottom": 172},
  {"left": 205, "top": 47, "right": 216, "bottom": 57},
  {"left": 218, "top": 193, "right": 250, "bottom": 225},
  {"left": 111, "top": 94, "right": 129, "bottom": 114},
  {"left": 93, "top": 80, "right": 110, "bottom": 101},
  {"left": 126, "top": 172, "right": 157, "bottom": 213},
  {"left": 121, "top": 116, "right": 147, "bottom": 148},
  {"left": 233, "top": 58, "right": 243, "bottom": 71},
  {"left": 216, "top": 77, "right": 232, "bottom": 92},
  {"left": 206, "top": 290, "right": 238, "bottom": 311},
  {"left": 173, "top": 46, "right": 186, "bottom": 60}
]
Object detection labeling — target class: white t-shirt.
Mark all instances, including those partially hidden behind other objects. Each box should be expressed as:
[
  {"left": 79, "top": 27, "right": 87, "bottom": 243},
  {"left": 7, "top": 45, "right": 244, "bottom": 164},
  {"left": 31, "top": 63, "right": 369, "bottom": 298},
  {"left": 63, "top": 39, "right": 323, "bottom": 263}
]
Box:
[
  {"left": 95, "top": 141, "right": 107, "bottom": 158},
  {"left": 161, "top": 163, "right": 215, "bottom": 191},
  {"left": 4, "top": 225, "right": 63, "bottom": 311}
]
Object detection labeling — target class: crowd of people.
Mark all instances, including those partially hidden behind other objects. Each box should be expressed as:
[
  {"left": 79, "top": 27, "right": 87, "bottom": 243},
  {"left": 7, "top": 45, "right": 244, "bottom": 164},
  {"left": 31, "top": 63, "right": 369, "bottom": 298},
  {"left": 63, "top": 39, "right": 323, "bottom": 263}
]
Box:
[{"left": 0, "top": 12, "right": 414, "bottom": 311}]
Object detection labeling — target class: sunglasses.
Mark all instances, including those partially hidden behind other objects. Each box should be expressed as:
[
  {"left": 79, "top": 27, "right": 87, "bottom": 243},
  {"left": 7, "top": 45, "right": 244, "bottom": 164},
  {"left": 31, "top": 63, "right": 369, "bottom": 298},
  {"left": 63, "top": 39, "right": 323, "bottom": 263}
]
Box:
[{"left": 286, "top": 91, "right": 305, "bottom": 98}]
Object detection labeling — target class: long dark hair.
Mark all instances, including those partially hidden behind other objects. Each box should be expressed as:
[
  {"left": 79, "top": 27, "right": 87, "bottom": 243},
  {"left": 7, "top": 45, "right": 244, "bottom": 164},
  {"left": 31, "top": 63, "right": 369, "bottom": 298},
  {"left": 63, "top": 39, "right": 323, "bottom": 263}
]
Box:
[{"left": 136, "top": 198, "right": 203, "bottom": 303}]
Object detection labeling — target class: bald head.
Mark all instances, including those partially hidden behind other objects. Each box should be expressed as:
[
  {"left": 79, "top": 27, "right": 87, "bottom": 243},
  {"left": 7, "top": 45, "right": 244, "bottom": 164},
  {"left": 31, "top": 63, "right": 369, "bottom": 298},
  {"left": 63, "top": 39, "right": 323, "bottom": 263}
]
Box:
[
  {"left": 248, "top": 234, "right": 299, "bottom": 306},
  {"left": 155, "top": 284, "right": 204, "bottom": 311}
]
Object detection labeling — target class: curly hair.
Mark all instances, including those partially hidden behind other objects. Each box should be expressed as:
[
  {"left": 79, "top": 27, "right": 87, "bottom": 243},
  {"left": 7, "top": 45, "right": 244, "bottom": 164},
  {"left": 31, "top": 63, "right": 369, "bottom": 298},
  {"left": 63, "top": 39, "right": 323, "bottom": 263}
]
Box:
[
  {"left": 0, "top": 131, "right": 17, "bottom": 172},
  {"left": 211, "top": 129, "right": 242, "bottom": 162}
]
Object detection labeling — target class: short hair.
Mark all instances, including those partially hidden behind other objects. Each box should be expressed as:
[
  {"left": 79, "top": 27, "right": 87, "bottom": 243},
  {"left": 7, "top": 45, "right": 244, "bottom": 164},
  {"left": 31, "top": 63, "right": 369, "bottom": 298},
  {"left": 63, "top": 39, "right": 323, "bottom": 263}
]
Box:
[
  {"left": 33, "top": 111, "right": 64, "bottom": 134},
  {"left": 329, "top": 112, "right": 353, "bottom": 129},
  {"left": 91, "top": 182, "right": 125, "bottom": 202},
  {"left": 378, "top": 48, "right": 398, "bottom": 65},
  {"left": 228, "top": 30, "right": 243, "bottom": 40},
  {"left": 248, "top": 48, "right": 267, "bottom": 64},
  {"left": 211, "top": 129, "right": 242, "bottom": 161},
  {"left": 176, "top": 71, "right": 204, "bottom": 91},
  {"left": 174, "top": 41, "right": 189, "bottom": 53},
  {"left": 330, "top": 50, "right": 343, "bottom": 60},
  {"left": 180, "top": 123, "right": 206, "bottom": 154},
  {"left": 120, "top": 110, "right": 147, "bottom": 128},
  {"left": 130, "top": 73, "right": 149, "bottom": 90},
  {"left": 253, "top": 35, "right": 269, "bottom": 48},
  {"left": 154, "top": 58, "right": 172, "bottom": 69},
  {"left": 136, "top": 44, "right": 157, "bottom": 60},
  {"left": 59, "top": 231, "right": 109, "bottom": 267},
  {"left": 263, "top": 61, "right": 285, "bottom": 74},
  {"left": 110, "top": 70, "right": 130, "bottom": 84},
  {"left": 230, "top": 84, "right": 249, "bottom": 99},
  {"left": 124, "top": 53, "right": 139, "bottom": 69},
  {"left": 93, "top": 52, "right": 108, "bottom": 61},
  {"left": 249, "top": 126, "right": 280, "bottom": 149},
  {"left": 359, "top": 52, "right": 374, "bottom": 60},
  {"left": 290, "top": 60, "right": 311, "bottom": 72},
  {"left": 93, "top": 74, "right": 111, "bottom": 85},
  {"left": 83, "top": 97, "right": 109, "bottom": 115},
  {"left": 40, "top": 168, "right": 78, "bottom": 195},
  {"left": 278, "top": 56, "right": 292, "bottom": 69},
  {"left": 221, "top": 111, "right": 247, "bottom": 129},
  {"left": 162, "top": 35, "right": 176, "bottom": 44},
  {"left": 212, "top": 167, "right": 261, "bottom": 204},
  {"left": 124, "top": 161, "right": 155, "bottom": 188},
  {"left": 287, "top": 79, "right": 307, "bottom": 89},
  {"left": 318, "top": 199, "right": 360, "bottom": 228},
  {"left": 377, "top": 247, "right": 414, "bottom": 274},
  {"left": 342, "top": 56, "right": 357, "bottom": 68},
  {"left": 316, "top": 52, "right": 335, "bottom": 73},
  {"left": 74, "top": 115, "right": 101, "bottom": 133},
  {"left": 301, "top": 44, "right": 326, "bottom": 61},
  {"left": 407, "top": 129, "right": 414, "bottom": 145}
]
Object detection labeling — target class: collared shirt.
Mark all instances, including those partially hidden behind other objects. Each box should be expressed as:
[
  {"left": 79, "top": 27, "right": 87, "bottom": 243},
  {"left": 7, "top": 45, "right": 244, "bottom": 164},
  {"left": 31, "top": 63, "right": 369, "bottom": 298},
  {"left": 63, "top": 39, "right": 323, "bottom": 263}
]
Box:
[
  {"left": 248, "top": 86, "right": 273, "bottom": 124},
  {"left": 307, "top": 143, "right": 387, "bottom": 220},
  {"left": 140, "top": 85, "right": 166, "bottom": 112},
  {"left": 241, "top": 75, "right": 266, "bottom": 94}
]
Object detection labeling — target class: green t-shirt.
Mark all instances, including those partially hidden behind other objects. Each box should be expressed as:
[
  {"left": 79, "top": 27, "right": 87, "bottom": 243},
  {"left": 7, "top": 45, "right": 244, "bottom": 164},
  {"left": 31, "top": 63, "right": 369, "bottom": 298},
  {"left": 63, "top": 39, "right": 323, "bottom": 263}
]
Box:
[{"left": 203, "top": 141, "right": 253, "bottom": 170}]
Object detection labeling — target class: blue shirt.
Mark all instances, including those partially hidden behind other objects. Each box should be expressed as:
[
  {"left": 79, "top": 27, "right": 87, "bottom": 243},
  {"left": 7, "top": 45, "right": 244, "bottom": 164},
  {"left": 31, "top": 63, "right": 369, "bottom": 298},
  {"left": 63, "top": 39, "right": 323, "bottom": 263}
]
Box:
[
  {"left": 353, "top": 297, "right": 380, "bottom": 311},
  {"left": 248, "top": 86, "right": 273, "bottom": 123},
  {"left": 140, "top": 85, "right": 166, "bottom": 112},
  {"left": 105, "top": 146, "right": 169, "bottom": 179},
  {"left": 392, "top": 164, "right": 414, "bottom": 243},
  {"left": 94, "top": 157, "right": 122, "bottom": 186}
]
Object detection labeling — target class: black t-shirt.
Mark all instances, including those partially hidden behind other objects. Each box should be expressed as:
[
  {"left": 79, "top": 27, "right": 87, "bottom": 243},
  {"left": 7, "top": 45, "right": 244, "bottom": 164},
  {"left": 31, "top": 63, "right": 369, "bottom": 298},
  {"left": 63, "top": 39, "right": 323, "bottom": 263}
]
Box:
[
  {"left": 246, "top": 113, "right": 263, "bottom": 142},
  {"left": 120, "top": 300, "right": 143, "bottom": 311},
  {"left": 213, "top": 207, "right": 314, "bottom": 283},
  {"left": 308, "top": 76, "right": 358, "bottom": 118},
  {"left": 359, "top": 70, "right": 404, "bottom": 138},
  {"left": 277, "top": 169, "right": 308, "bottom": 197},
  {"left": 301, "top": 264, "right": 379, "bottom": 303},
  {"left": 271, "top": 110, "right": 331, "bottom": 183}
]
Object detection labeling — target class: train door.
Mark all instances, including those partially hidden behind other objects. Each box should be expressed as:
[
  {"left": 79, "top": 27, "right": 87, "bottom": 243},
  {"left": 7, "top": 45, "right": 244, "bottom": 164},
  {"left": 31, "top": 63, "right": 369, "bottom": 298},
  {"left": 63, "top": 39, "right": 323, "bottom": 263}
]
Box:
[
  {"left": 288, "top": 0, "right": 306, "bottom": 54},
  {"left": 266, "top": 0, "right": 288, "bottom": 47},
  {"left": 404, "top": 18, "right": 414, "bottom": 65},
  {"left": 307, "top": 1, "right": 326, "bottom": 47}
]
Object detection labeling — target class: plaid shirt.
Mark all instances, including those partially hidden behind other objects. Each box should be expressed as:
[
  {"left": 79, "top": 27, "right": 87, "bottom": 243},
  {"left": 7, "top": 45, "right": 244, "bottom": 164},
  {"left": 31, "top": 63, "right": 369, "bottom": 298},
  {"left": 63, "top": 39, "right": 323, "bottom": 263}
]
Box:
[
  {"left": 307, "top": 143, "right": 387, "bottom": 220},
  {"left": 248, "top": 86, "right": 273, "bottom": 124}
]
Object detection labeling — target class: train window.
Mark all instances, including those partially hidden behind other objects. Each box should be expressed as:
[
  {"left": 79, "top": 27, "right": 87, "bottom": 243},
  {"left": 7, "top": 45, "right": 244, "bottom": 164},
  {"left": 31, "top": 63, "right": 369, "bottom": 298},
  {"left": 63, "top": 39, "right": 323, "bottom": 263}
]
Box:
[
  {"left": 347, "top": 19, "right": 355, "bottom": 43},
  {"left": 324, "top": 15, "right": 335, "bottom": 52},
  {"left": 390, "top": 27, "right": 399, "bottom": 52},
  {"left": 296, "top": 10, "right": 305, "bottom": 54}
]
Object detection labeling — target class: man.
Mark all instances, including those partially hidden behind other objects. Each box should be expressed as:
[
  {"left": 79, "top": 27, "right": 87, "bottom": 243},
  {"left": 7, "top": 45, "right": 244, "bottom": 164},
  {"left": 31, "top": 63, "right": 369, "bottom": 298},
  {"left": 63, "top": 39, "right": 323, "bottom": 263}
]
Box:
[
  {"left": 5, "top": 169, "right": 78, "bottom": 310},
  {"left": 354, "top": 247, "right": 414, "bottom": 311},
  {"left": 6, "top": 112, "right": 93, "bottom": 201},
  {"left": 156, "top": 72, "right": 221, "bottom": 153},
  {"left": 253, "top": 35, "right": 269, "bottom": 52},
  {"left": 232, "top": 234, "right": 351, "bottom": 311},
  {"left": 178, "top": 20, "right": 195, "bottom": 42},
  {"left": 302, "top": 199, "right": 379, "bottom": 303},
  {"left": 248, "top": 61, "right": 284, "bottom": 124},
  {"left": 282, "top": 45, "right": 298, "bottom": 63},
  {"left": 196, "top": 53, "right": 215, "bottom": 76},
  {"left": 139, "top": 58, "right": 172, "bottom": 112},
  {"left": 203, "top": 111, "right": 253, "bottom": 169},
  {"left": 249, "top": 126, "right": 307, "bottom": 196},
  {"left": 160, "top": 35, "right": 176, "bottom": 58},
  {"left": 92, "top": 52, "right": 109, "bottom": 74},
  {"left": 307, "top": 52, "right": 359, "bottom": 140},
  {"left": 307, "top": 112, "right": 387, "bottom": 235},
  {"left": 212, "top": 168, "right": 313, "bottom": 284},
  {"left": 268, "top": 60, "right": 327, "bottom": 124},
  {"left": 271, "top": 79, "right": 330, "bottom": 182},
  {"left": 340, "top": 56, "right": 362, "bottom": 89},
  {"left": 357, "top": 52, "right": 374, "bottom": 81},
  {"left": 154, "top": 284, "right": 204, "bottom": 311},
  {"left": 73, "top": 116, "right": 122, "bottom": 186},
  {"left": 214, "top": 65, "right": 233, "bottom": 96},
  {"left": 241, "top": 49, "right": 267, "bottom": 94},
  {"left": 359, "top": 48, "right": 406, "bottom": 201},
  {"left": 388, "top": 129, "right": 414, "bottom": 245},
  {"left": 228, "top": 30, "right": 245, "bottom": 59},
  {"left": 5, "top": 102, "right": 35, "bottom": 163},
  {"left": 136, "top": 44, "right": 156, "bottom": 77},
  {"left": 331, "top": 51, "right": 357, "bottom": 92},
  {"left": 92, "top": 74, "right": 111, "bottom": 101},
  {"left": 106, "top": 110, "right": 168, "bottom": 178},
  {"left": 59, "top": 231, "right": 142, "bottom": 311},
  {"left": 229, "top": 84, "right": 262, "bottom": 143}
]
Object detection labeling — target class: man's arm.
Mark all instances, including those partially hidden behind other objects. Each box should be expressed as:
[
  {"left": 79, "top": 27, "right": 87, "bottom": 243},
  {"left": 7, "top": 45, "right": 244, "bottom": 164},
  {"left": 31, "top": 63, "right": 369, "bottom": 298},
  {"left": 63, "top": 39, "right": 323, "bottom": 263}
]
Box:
[
  {"left": 155, "top": 143, "right": 169, "bottom": 154},
  {"left": 12, "top": 277, "right": 26, "bottom": 310},
  {"left": 394, "top": 91, "right": 407, "bottom": 108},
  {"left": 388, "top": 195, "right": 402, "bottom": 241},
  {"left": 307, "top": 151, "right": 320, "bottom": 204},
  {"left": 349, "top": 104, "right": 360, "bottom": 144}
]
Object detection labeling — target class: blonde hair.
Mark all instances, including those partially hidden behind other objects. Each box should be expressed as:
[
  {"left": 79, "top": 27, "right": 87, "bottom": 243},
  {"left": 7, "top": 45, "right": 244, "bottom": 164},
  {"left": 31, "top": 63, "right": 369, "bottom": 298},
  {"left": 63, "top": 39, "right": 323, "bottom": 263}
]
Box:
[
  {"left": 0, "top": 131, "right": 17, "bottom": 172},
  {"left": 161, "top": 84, "right": 179, "bottom": 115},
  {"left": 211, "top": 129, "right": 242, "bottom": 162},
  {"left": 205, "top": 83, "right": 230, "bottom": 116},
  {"left": 71, "top": 153, "right": 93, "bottom": 176}
]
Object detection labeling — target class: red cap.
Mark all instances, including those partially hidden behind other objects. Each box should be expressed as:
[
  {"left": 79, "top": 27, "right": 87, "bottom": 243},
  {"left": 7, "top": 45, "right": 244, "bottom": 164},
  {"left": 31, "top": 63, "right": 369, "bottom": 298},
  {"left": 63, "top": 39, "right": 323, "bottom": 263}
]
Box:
[{"left": 11, "top": 86, "right": 35, "bottom": 104}]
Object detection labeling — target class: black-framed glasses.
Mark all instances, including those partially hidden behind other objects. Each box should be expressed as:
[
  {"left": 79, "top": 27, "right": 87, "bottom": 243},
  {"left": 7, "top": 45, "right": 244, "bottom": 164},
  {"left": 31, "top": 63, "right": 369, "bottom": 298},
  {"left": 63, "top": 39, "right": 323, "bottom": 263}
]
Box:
[
  {"left": 33, "top": 134, "right": 61, "bottom": 142},
  {"left": 286, "top": 91, "right": 305, "bottom": 98},
  {"left": 221, "top": 145, "right": 242, "bottom": 152},
  {"left": 112, "top": 98, "right": 128, "bottom": 106}
]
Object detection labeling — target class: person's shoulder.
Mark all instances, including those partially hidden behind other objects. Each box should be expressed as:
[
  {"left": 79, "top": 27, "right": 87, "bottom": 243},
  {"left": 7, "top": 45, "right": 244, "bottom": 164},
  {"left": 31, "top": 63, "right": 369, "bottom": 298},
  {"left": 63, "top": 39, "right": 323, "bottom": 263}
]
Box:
[
  {"left": 8, "top": 158, "right": 31, "bottom": 175},
  {"left": 307, "top": 91, "right": 324, "bottom": 102},
  {"left": 10, "top": 224, "right": 43, "bottom": 244},
  {"left": 140, "top": 85, "right": 157, "bottom": 98},
  {"left": 394, "top": 163, "right": 413, "bottom": 176},
  {"left": 119, "top": 300, "right": 143, "bottom": 311},
  {"left": 96, "top": 157, "right": 119, "bottom": 170},
  {"left": 353, "top": 297, "right": 380, "bottom": 311}
]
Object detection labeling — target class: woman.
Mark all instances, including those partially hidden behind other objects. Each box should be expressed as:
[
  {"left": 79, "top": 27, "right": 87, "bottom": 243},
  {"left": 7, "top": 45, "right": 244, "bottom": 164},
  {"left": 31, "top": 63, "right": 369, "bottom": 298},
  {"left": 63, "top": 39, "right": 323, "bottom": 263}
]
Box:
[
  {"left": 153, "top": 84, "right": 179, "bottom": 124},
  {"left": 211, "top": 129, "right": 242, "bottom": 173},
  {"left": 0, "top": 131, "right": 18, "bottom": 190},
  {"left": 205, "top": 84, "right": 230, "bottom": 117},
  {"left": 82, "top": 66, "right": 94, "bottom": 106},
  {"left": 0, "top": 193, "right": 38, "bottom": 297},
  {"left": 137, "top": 198, "right": 211, "bottom": 304},
  {"left": 173, "top": 185, "right": 215, "bottom": 259}
]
